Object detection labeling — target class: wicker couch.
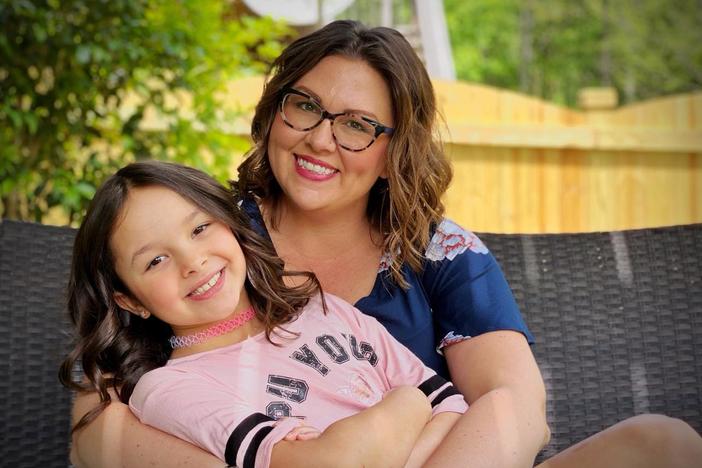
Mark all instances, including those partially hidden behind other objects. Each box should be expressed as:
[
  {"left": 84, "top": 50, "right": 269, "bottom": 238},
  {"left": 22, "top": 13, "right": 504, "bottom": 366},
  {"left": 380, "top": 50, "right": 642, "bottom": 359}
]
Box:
[{"left": 1, "top": 219, "right": 700, "bottom": 467}]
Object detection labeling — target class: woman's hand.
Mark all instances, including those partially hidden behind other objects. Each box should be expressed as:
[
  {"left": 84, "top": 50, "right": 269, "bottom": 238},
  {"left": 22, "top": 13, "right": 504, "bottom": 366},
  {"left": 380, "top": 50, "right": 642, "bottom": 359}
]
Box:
[{"left": 71, "top": 390, "right": 223, "bottom": 468}]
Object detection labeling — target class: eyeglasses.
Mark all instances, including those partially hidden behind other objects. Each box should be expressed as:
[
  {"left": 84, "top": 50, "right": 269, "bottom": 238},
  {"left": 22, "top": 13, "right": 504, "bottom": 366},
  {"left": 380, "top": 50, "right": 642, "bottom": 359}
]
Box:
[{"left": 279, "top": 88, "right": 394, "bottom": 152}]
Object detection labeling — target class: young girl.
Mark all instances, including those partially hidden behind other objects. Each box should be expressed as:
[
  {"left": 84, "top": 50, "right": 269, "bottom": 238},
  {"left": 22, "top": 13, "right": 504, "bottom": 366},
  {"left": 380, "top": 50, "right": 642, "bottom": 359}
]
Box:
[{"left": 59, "top": 160, "right": 467, "bottom": 468}]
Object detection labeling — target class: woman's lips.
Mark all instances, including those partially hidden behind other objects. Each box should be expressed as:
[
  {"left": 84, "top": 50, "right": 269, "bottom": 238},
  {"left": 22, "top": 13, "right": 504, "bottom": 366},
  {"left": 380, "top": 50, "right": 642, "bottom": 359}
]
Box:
[{"left": 294, "top": 154, "right": 338, "bottom": 181}]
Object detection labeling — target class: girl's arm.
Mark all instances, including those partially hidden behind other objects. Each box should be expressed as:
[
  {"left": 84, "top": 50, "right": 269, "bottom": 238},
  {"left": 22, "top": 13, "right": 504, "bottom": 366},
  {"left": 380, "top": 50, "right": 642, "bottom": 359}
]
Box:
[
  {"left": 270, "top": 386, "right": 431, "bottom": 468},
  {"left": 71, "top": 390, "right": 224, "bottom": 468},
  {"left": 423, "top": 331, "right": 550, "bottom": 468},
  {"left": 72, "top": 386, "right": 429, "bottom": 468}
]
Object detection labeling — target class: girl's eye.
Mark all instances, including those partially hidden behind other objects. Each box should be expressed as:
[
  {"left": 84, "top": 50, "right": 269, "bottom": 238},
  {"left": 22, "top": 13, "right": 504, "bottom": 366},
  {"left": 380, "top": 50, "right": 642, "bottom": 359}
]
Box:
[
  {"left": 193, "top": 223, "right": 210, "bottom": 236},
  {"left": 147, "top": 255, "right": 165, "bottom": 270}
]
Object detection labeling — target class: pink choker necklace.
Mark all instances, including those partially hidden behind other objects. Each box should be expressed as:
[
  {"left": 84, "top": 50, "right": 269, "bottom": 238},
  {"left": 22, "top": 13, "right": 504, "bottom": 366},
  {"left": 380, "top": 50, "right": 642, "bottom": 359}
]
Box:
[{"left": 169, "top": 307, "right": 257, "bottom": 349}]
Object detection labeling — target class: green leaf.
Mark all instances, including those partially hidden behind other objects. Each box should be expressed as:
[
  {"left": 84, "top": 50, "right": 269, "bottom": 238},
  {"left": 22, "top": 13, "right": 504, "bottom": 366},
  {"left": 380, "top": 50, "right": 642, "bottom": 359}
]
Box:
[
  {"left": 24, "top": 113, "right": 38, "bottom": 134},
  {"left": 75, "top": 181, "right": 96, "bottom": 198}
]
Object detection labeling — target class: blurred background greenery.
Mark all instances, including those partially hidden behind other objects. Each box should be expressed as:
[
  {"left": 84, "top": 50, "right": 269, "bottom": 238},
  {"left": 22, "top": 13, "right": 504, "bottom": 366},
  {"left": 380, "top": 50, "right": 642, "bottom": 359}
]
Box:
[
  {"left": 444, "top": 0, "right": 702, "bottom": 106},
  {"left": 1, "top": 0, "right": 700, "bottom": 225},
  {"left": 1, "top": 0, "right": 293, "bottom": 223}
]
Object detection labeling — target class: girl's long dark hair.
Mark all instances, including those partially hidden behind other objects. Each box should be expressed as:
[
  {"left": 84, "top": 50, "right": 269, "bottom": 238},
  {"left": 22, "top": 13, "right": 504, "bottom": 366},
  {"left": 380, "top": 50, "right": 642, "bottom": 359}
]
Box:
[{"left": 59, "top": 160, "right": 322, "bottom": 432}]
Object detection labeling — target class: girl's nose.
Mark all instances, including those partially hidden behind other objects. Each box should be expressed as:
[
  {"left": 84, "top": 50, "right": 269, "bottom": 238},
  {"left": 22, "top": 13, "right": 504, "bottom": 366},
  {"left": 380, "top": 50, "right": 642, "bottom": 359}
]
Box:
[
  {"left": 180, "top": 250, "right": 207, "bottom": 277},
  {"left": 305, "top": 118, "right": 337, "bottom": 153}
]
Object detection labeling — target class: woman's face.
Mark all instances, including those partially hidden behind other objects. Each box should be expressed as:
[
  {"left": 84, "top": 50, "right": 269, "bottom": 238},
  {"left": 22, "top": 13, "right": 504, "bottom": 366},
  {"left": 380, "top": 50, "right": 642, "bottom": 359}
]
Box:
[{"left": 267, "top": 55, "right": 394, "bottom": 218}]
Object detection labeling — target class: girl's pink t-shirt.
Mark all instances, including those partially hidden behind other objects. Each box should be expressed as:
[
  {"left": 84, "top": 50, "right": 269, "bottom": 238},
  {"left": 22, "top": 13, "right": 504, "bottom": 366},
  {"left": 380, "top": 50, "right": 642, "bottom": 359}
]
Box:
[{"left": 130, "top": 293, "right": 468, "bottom": 468}]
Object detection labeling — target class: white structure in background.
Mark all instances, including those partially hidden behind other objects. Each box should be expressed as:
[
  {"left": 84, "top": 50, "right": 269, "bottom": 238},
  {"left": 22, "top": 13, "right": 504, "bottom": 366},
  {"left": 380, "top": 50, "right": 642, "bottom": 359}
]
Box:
[
  {"left": 413, "top": 0, "right": 455, "bottom": 80},
  {"left": 241, "top": 0, "right": 455, "bottom": 80},
  {"left": 242, "top": 0, "right": 355, "bottom": 26}
]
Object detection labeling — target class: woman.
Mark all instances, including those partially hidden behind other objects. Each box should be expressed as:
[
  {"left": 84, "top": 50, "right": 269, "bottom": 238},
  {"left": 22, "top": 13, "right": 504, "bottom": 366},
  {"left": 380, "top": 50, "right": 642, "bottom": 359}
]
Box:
[{"left": 70, "top": 20, "right": 702, "bottom": 467}]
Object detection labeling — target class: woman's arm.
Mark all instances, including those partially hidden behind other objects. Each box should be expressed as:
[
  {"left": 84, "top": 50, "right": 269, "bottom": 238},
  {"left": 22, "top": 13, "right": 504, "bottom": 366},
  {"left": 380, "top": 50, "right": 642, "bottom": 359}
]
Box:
[
  {"left": 403, "top": 412, "right": 461, "bottom": 468},
  {"left": 71, "top": 390, "right": 223, "bottom": 468},
  {"left": 423, "top": 330, "right": 550, "bottom": 468},
  {"left": 270, "top": 386, "right": 431, "bottom": 468}
]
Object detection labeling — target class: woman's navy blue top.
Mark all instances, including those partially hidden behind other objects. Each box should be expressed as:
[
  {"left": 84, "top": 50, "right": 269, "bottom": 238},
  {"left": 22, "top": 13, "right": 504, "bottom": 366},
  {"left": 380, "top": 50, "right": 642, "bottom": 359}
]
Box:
[{"left": 241, "top": 198, "right": 533, "bottom": 380}]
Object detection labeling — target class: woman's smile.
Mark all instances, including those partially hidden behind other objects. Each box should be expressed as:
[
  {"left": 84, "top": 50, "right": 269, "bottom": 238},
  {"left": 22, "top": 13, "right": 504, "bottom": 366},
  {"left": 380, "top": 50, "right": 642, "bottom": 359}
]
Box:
[{"left": 295, "top": 154, "right": 338, "bottom": 180}]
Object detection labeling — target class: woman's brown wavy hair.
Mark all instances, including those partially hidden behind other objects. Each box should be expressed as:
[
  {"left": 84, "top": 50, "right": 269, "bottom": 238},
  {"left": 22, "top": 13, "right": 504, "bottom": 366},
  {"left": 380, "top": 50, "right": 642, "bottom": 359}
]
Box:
[
  {"left": 59, "top": 160, "right": 321, "bottom": 432},
  {"left": 236, "top": 20, "right": 453, "bottom": 288}
]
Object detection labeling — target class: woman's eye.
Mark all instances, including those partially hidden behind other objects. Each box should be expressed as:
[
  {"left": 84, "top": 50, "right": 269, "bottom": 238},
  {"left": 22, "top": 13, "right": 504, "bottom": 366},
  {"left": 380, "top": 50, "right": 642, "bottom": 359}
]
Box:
[
  {"left": 297, "top": 100, "right": 320, "bottom": 113},
  {"left": 345, "top": 118, "right": 372, "bottom": 134},
  {"left": 147, "top": 256, "right": 165, "bottom": 270},
  {"left": 193, "top": 223, "right": 210, "bottom": 236}
]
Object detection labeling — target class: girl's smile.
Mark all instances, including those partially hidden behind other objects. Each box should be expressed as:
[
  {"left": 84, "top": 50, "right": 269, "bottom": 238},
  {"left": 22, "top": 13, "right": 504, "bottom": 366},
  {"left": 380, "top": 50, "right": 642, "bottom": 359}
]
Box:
[{"left": 187, "top": 268, "right": 225, "bottom": 300}]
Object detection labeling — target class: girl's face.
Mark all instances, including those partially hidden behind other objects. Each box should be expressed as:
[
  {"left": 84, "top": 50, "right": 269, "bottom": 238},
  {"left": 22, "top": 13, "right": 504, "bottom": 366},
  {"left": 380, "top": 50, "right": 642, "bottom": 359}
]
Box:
[
  {"left": 111, "top": 186, "right": 249, "bottom": 336},
  {"left": 267, "top": 55, "right": 393, "bottom": 218}
]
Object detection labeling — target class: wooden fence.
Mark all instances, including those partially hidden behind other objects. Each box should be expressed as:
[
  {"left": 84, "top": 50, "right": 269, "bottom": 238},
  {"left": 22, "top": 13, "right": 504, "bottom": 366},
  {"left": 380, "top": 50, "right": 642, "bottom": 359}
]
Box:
[{"left": 218, "top": 77, "right": 702, "bottom": 233}]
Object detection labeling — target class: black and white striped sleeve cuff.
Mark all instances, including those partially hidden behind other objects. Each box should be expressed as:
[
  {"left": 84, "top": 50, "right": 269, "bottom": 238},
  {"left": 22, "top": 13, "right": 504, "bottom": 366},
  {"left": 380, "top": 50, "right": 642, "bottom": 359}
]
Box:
[
  {"left": 418, "top": 374, "right": 463, "bottom": 408},
  {"left": 224, "top": 413, "right": 296, "bottom": 468}
]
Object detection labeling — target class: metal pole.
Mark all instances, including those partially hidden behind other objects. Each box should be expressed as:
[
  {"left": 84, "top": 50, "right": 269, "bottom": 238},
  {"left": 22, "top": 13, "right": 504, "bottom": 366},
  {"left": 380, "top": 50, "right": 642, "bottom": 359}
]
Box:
[
  {"left": 414, "top": 0, "right": 455, "bottom": 80},
  {"left": 381, "top": 0, "right": 393, "bottom": 27}
]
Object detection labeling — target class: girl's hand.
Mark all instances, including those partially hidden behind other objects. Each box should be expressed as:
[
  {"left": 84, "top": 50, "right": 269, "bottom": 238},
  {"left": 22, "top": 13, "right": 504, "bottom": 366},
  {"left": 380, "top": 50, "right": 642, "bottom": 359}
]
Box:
[{"left": 278, "top": 418, "right": 322, "bottom": 441}]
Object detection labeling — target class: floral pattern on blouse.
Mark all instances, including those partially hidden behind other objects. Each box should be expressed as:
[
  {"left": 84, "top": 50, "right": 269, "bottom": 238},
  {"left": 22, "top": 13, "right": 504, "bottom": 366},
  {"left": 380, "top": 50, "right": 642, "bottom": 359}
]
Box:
[
  {"left": 378, "top": 219, "right": 488, "bottom": 273},
  {"left": 426, "top": 219, "right": 488, "bottom": 261}
]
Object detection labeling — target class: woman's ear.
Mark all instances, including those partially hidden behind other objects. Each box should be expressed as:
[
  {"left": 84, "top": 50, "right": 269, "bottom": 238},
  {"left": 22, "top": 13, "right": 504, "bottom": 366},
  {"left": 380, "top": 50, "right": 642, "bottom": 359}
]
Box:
[{"left": 114, "top": 292, "right": 151, "bottom": 319}]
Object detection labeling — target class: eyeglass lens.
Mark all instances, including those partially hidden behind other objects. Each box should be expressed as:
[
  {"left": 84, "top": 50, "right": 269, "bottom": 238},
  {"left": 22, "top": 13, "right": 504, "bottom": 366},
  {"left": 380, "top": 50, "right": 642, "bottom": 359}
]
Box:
[{"left": 282, "top": 93, "right": 378, "bottom": 151}]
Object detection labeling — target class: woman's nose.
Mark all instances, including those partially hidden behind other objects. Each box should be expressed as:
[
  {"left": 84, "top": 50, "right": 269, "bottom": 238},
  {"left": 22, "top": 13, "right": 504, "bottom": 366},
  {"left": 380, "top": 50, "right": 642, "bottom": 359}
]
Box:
[{"left": 305, "top": 118, "right": 337, "bottom": 153}]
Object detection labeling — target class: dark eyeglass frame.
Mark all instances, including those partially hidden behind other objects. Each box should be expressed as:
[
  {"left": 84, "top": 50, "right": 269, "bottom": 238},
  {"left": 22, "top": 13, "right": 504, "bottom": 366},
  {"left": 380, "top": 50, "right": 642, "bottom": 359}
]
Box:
[{"left": 279, "top": 87, "right": 395, "bottom": 152}]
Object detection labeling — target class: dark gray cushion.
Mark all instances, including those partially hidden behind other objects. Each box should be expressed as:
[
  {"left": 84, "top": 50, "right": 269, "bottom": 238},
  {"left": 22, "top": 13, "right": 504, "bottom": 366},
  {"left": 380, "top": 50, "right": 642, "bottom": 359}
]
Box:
[{"left": 1, "top": 219, "right": 700, "bottom": 466}]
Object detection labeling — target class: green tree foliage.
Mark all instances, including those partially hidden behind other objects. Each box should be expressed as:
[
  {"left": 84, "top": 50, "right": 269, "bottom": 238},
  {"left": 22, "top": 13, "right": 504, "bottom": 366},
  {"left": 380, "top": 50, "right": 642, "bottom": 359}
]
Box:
[
  {"left": 444, "top": 0, "right": 520, "bottom": 89},
  {"left": 0, "top": 0, "right": 293, "bottom": 223},
  {"left": 445, "top": 0, "right": 702, "bottom": 107}
]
